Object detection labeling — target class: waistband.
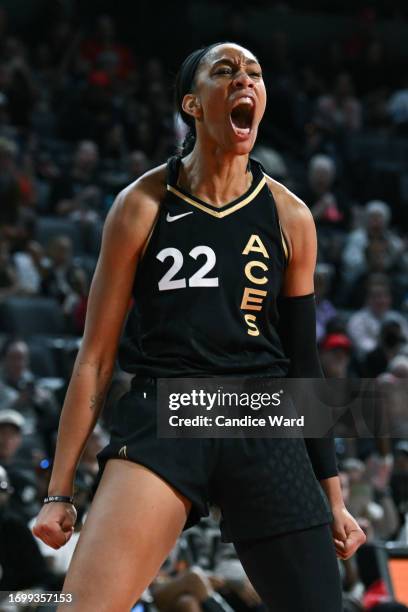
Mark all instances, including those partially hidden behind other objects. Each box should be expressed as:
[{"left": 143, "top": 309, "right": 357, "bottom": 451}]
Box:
[{"left": 130, "top": 374, "right": 288, "bottom": 390}]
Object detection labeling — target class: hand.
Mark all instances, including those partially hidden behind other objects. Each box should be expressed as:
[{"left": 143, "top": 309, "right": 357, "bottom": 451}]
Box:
[
  {"left": 237, "top": 578, "right": 262, "bottom": 606},
  {"left": 331, "top": 506, "right": 366, "bottom": 560},
  {"left": 32, "top": 502, "right": 77, "bottom": 549},
  {"left": 208, "top": 574, "right": 226, "bottom": 590},
  {"left": 26, "top": 241, "right": 45, "bottom": 266},
  {"left": 13, "top": 388, "right": 32, "bottom": 408}
]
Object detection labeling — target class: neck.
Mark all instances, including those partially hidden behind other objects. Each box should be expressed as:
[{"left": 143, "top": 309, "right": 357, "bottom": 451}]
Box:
[{"left": 180, "top": 140, "right": 251, "bottom": 207}]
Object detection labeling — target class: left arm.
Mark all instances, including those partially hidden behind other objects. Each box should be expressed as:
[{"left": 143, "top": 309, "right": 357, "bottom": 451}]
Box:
[{"left": 269, "top": 178, "right": 366, "bottom": 559}]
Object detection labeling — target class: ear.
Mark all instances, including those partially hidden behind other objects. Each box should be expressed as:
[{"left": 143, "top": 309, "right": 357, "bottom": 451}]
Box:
[{"left": 182, "top": 93, "right": 202, "bottom": 121}]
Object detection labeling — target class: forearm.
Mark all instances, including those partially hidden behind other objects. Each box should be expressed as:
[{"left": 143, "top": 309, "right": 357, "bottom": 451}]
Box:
[
  {"left": 47, "top": 355, "right": 113, "bottom": 496},
  {"left": 319, "top": 475, "right": 345, "bottom": 510}
]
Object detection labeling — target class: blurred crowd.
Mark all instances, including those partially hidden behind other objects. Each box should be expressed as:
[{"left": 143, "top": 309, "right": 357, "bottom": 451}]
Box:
[{"left": 0, "top": 4, "right": 408, "bottom": 612}]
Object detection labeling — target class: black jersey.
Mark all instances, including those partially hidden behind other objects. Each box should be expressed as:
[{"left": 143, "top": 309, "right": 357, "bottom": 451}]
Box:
[{"left": 119, "top": 156, "right": 290, "bottom": 378}]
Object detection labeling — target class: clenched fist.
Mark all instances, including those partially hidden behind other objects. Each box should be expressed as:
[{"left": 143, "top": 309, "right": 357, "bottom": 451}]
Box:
[{"left": 32, "top": 502, "right": 77, "bottom": 550}]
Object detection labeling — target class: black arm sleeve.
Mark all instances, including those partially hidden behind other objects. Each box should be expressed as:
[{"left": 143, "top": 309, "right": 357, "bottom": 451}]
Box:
[{"left": 277, "top": 293, "right": 338, "bottom": 480}]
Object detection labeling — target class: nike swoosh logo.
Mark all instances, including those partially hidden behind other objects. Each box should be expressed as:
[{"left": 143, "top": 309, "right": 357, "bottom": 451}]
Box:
[{"left": 166, "top": 211, "right": 194, "bottom": 223}]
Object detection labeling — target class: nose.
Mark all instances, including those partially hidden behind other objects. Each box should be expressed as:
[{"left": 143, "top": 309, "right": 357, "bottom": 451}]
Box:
[{"left": 232, "top": 70, "right": 254, "bottom": 89}]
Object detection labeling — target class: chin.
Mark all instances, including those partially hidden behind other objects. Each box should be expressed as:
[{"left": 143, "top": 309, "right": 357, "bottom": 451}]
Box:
[
  {"left": 234, "top": 141, "right": 255, "bottom": 155},
  {"left": 230, "top": 135, "right": 257, "bottom": 156}
]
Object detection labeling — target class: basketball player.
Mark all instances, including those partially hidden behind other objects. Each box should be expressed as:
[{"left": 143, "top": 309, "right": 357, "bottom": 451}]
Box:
[{"left": 33, "top": 43, "right": 365, "bottom": 611}]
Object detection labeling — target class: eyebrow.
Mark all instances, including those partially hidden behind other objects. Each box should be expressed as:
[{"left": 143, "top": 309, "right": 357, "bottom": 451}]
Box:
[{"left": 211, "top": 57, "right": 261, "bottom": 68}]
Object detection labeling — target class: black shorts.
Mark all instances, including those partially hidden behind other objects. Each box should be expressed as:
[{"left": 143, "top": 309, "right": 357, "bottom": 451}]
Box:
[{"left": 96, "top": 378, "right": 333, "bottom": 543}]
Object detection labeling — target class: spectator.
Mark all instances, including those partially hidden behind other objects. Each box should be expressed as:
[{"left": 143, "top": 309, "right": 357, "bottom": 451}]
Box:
[
  {"left": 0, "top": 378, "right": 18, "bottom": 410},
  {"left": 0, "top": 136, "right": 36, "bottom": 250},
  {"left": 347, "top": 281, "right": 408, "bottom": 356},
  {"left": 0, "top": 408, "right": 39, "bottom": 521},
  {"left": 151, "top": 514, "right": 261, "bottom": 612},
  {"left": 345, "top": 237, "right": 399, "bottom": 310},
  {"left": 151, "top": 566, "right": 235, "bottom": 612},
  {"left": 127, "top": 149, "right": 151, "bottom": 181},
  {"left": 315, "top": 263, "right": 337, "bottom": 342},
  {"left": 48, "top": 140, "right": 102, "bottom": 220},
  {"left": 362, "top": 320, "right": 407, "bottom": 378},
  {"left": 0, "top": 137, "right": 23, "bottom": 235},
  {"left": 0, "top": 408, "right": 25, "bottom": 463},
  {"left": 102, "top": 149, "right": 151, "bottom": 206},
  {"left": 12, "top": 239, "right": 47, "bottom": 295},
  {"left": 387, "top": 76, "right": 408, "bottom": 132},
  {"left": 0, "top": 236, "right": 19, "bottom": 300},
  {"left": 305, "top": 154, "right": 344, "bottom": 225},
  {"left": 1, "top": 42, "right": 37, "bottom": 129},
  {"left": 356, "top": 40, "right": 392, "bottom": 97},
  {"left": 41, "top": 235, "right": 87, "bottom": 321},
  {"left": 319, "top": 332, "right": 353, "bottom": 378},
  {"left": 302, "top": 154, "right": 349, "bottom": 264},
  {"left": 0, "top": 339, "right": 59, "bottom": 457},
  {"left": 390, "top": 441, "right": 408, "bottom": 533},
  {"left": 180, "top": 514, "right": 264, "bottom": 612},
  {"left": 80, "top": 14, "right": 135, "bottom": 82},
  {"left": 342, "top": 457, "right": 399, "bottom": 540},
  {"left": 342, "top": 201, "right": 403, "bottom": 284},
  {"left": 376, "top": 356, "right": 408, "bottom": 439},
  {"left": 316, "top": 72, "right": 362, "bottom": 132},
  {"left": 65, "top": 267, "right": 89, "bottom": 334}
]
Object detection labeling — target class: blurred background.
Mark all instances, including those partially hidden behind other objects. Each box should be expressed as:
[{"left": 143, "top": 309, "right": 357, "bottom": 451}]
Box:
[{"left": 0, "top": 1, "right": 408, "bottom": 611}]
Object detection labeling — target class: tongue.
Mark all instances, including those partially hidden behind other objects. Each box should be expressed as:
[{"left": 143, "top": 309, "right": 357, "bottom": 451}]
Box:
[{"left": 231, "top": 120, "right": 250, "bottom": 136}]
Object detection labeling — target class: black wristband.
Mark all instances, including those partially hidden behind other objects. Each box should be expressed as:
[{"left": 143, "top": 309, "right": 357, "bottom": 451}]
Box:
[{"left": 43, "top": 495, "right": 74, "bottom": 505}]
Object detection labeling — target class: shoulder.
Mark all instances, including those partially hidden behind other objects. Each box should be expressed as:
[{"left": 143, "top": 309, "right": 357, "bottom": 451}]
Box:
[
  {"left": 263, "top": 173, "right": 316, "bottom": 262},
  {"left": 103, "top": 164, "right": 167, "bottom": 246},
  {"left": 110, "top": 163, "right": 167, "bottom": 223}
]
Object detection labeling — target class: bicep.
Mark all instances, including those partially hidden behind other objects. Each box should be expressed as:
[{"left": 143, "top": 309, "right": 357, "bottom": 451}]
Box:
[
  {"left": 281, "top": 206, "right": 317, "bottom": 297},
  {"left": 79, "top": 192, "right": 155, "bottom": 366}
]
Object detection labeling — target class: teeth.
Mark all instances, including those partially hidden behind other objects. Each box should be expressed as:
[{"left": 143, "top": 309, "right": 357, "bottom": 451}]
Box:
[{"left": 234, "top": 97, "right": 253, "bottom": 108}]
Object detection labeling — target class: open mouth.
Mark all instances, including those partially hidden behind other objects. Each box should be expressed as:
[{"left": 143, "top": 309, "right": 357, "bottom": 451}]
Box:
[{"left": 230, "top": 100, "right": 255, "bottom": 136}]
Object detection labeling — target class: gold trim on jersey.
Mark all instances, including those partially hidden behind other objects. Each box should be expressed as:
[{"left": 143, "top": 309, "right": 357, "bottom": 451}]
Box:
[
  {"left": 278, "top": 220, "right": 289, "bottom": 263},
  {"left": 166, "top": 176, "right": 266, "bottom": 219}
]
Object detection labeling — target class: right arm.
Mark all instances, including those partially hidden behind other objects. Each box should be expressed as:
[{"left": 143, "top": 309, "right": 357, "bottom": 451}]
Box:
[{"left": 33, "top": 169, "right": 163, "bottom": 548}]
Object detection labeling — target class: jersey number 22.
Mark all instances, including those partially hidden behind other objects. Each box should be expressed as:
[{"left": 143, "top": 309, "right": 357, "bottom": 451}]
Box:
[{"left": 156, "top": 246, "right": 219, "bottom": 291}]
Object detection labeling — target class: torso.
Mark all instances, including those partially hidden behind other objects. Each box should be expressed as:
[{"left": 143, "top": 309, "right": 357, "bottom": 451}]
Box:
[{"left": 119, "top": 156, "right": 290, "bottom": 377}]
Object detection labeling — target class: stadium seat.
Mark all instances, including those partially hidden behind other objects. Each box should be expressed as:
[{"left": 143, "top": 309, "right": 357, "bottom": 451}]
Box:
[
  {"left": 84, "top": 220, "right": 103, "bottom": 255},
  {"left": 35, "top": 216, "right": 85, "bottom": 254},
  {"left": 26, "top": 339, "right": 59, "bottom": 378},
  {"left": 73, "top": 255, "right": 98, "bottom": 283},
  {"left": 0, "top": 297, "right": 65, "bottom": 336}
]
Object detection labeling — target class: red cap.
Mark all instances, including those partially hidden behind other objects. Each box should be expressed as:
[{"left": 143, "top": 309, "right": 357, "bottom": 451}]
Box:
[
  {"left": 89, "top": 70, "right": 111, "bottom": 88},
  {"left": 320, "top": 333, "right": 352, "bottom": 352}
]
